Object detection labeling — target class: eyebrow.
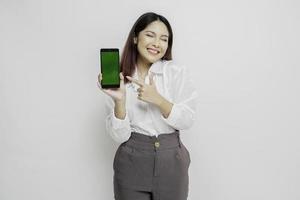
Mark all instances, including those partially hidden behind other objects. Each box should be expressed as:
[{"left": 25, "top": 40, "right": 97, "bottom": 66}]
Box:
[{"left": 145, "top": 31, "right": 169, "bottom": 38}]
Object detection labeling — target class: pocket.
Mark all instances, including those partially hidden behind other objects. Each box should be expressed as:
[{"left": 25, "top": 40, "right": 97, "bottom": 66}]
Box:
[
  {"left": 113, "top": 144, "right": 134, "bottom": 172},
  {"left": 183, "top": 146, "right": 191, "bottom": 165},
  {"left": 175, "top": 147, "right": 190, "bottom": 170},
  {"left": 181, "top": 141, "right": 191, "bottom": 163}
]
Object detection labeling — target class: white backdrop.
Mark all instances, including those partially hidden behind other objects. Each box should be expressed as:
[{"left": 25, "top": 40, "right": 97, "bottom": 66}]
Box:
[{"left": 1, "top": 0, "right": 299, "bottom": 200}]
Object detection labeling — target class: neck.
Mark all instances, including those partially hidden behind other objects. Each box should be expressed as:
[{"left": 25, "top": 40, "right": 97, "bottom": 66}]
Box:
[{"left": 136, "top": 57, "right": 151, "bottom": 76}]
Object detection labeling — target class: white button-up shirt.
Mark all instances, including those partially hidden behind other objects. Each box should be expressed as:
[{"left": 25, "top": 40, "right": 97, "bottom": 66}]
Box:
[{"left": 104, "top": 59, "right": 199, "bottom": 143}]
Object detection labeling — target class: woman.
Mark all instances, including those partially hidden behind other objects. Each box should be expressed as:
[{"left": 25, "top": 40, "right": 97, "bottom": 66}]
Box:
[{"left": 97, "top": 12, "right": 198, "bottom": 200}]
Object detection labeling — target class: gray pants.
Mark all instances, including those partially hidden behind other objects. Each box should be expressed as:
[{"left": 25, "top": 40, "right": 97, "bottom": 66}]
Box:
[{"left": 113, "top": 130, "right": 191, "bottom": 200}]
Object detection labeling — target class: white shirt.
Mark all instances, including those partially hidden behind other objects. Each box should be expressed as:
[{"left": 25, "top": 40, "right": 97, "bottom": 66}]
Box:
[{"left": 104, "top": 59, "right": 199, "bottom": 143}]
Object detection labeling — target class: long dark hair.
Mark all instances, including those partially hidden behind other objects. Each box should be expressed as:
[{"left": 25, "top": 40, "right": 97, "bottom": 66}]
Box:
[{"left": 121, "top": 12, "right": 173, "bottom": 84}]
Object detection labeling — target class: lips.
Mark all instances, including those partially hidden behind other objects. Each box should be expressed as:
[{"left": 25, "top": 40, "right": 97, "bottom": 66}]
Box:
[{"left": 147, "top": 48, "right": 160, "bottom": 54}]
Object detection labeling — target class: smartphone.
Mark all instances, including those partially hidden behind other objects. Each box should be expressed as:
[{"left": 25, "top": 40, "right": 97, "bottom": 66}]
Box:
[{"left": 100, "top": 48, "right": 120, "bottom": 88}]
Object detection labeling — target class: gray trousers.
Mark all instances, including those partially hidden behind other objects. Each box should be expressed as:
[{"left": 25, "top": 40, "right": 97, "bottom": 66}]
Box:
[{"left": 113, "top": 130, "right": 191, "bottom": 200}]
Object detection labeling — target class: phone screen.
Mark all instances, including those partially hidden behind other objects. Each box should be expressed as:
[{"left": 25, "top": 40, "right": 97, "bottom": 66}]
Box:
[{"left": 100, "top": 48, "right": 120, "bottom": 88}]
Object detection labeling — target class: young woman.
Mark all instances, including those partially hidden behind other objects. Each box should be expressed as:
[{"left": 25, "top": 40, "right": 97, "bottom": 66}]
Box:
[{"left": 97, "top": 12, "right": 198, "bottom": 200}]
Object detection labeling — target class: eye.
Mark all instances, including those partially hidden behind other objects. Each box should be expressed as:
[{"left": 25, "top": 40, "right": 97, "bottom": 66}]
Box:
[
  {"left": 161, "top": 39, "right": 168, "bottom": 42},
  {"left": 146, "top": 34, "right": 154, "bottom": 37}
]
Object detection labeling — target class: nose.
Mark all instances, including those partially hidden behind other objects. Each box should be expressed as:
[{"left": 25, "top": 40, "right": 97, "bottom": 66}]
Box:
[{"left": 153, "top": 38, "right": 160, "bottom": 47}]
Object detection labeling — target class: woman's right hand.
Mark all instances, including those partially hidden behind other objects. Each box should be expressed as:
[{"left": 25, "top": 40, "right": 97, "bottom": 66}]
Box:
[{"left": 97, "top": 72, "right": 126, "bottom": 103}]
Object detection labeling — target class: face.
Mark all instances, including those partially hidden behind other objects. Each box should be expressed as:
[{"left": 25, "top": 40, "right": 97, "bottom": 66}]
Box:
[{"left": 134, "top": 20, "right": 169, "bottom": 65}]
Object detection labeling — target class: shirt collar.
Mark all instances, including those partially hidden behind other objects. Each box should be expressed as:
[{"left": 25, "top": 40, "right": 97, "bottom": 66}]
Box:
[
  {"left": 130, "top": 60, "right": 164, "bottom": 90},
  {"left": 134, "top": 59, "right": 164, "bottom": 77},
  {"left": 149, "top": 59, "right": 164, "bottom": 74}
]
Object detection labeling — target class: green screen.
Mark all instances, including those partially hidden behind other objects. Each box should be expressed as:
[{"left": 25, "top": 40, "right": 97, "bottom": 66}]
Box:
[{"left": 101, "top": 51, "right": 119, "bottom": 86}]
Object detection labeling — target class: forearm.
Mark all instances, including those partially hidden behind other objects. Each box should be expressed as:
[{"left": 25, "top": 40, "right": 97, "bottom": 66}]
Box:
[
  {"left": 114, "top": 100, "right": 126, "bottom": 119},
  {"left": 155, "top": 95, "right": 173, "bottom": 119}
]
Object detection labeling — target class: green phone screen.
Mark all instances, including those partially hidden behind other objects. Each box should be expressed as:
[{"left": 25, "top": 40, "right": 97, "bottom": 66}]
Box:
[{"left": 100, "top": 49, "right": 120, "bottom": 88}]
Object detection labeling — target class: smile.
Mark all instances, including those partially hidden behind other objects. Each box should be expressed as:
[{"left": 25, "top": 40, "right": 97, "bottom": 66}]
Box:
[{"left": 147, "top": 48, "right": 160, "bottom": 55}]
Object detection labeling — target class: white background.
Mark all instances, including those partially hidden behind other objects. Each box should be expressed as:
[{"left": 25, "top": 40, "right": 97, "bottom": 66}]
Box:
[{"left": 0, "top": 0, "right": 299, "bottom": 200}]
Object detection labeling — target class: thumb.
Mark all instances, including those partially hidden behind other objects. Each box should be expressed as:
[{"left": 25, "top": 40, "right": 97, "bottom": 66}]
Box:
[{"left": 120, "top": 72, "right": 124, "bottom": 81}]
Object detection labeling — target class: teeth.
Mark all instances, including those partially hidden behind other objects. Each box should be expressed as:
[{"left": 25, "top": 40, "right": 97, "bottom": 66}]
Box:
[{"left": 148, "top": 48, "right": 159, "bottom": 54}]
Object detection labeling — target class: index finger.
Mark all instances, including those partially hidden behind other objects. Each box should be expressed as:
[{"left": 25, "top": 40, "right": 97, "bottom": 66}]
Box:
[{"left": 126, "top": 76, "right": 144, "bottom": 87}]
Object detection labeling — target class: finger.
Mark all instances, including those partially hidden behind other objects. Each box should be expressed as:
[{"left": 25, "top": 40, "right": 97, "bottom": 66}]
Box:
[
  {"left": 97, "top": 81, "right": 102, "bottom": 89},
  {"left": 119, "top": 72, "right": 124, "bottom": 84},
  {"left": 101, "top": 88, "right": 111, "bottom": 96},
  {"left": 126, "top": 76, "right": 144, "bottom": 87},
  {"left": 137, "top": 93, "right": 144, "bottom": 101},
  {"left": 137, "top": 87, "right": 144, "bottom": 93},
  {"left": 120, "top": 72, "right": 124, "bottom": 80}
]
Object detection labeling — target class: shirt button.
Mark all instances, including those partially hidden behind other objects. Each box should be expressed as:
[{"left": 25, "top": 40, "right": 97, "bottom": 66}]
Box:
[{"left": 154, "top": 141, "right": 160, "bottom": 148}]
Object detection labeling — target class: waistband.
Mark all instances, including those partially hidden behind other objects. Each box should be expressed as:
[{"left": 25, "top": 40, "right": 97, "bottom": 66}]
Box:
[{"left": 124, "top": 130, "right": 182, "bottom": 150}]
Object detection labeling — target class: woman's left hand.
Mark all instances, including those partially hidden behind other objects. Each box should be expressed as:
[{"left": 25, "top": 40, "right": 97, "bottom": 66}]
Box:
[{"left": 126, "top": 73, "right": 162, "bottom": 105}]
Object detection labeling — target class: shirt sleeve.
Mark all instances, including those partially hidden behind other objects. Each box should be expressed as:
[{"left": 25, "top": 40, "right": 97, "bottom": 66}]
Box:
[
  {"left": 104, "top": 95, "right": 131, "bottom": 143},
  {"left": 160, "top": 65, "right": 199, "bottom": 130}
]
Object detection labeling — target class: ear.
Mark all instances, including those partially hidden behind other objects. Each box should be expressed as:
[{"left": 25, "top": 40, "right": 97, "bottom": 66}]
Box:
[{"left": 133, "top": 37, "right": 137, "bottom": 44}]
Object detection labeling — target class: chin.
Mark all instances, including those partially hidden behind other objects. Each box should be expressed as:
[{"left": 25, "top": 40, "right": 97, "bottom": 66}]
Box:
[{"left": 145, "top": 55, "right": 162, "bottom": 64}]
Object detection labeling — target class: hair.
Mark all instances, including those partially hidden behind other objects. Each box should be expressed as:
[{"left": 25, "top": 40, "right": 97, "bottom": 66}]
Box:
[{"left": 121, "top": 12, "right": 173, "bottom": 84}]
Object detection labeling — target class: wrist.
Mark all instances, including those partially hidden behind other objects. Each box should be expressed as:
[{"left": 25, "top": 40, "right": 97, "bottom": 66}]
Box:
[
  {"left": 155, "top": 94, "right": 165, "bottom": 107},
  {"left": 114, "top": 99, "right": 126, "bottom": 105}
]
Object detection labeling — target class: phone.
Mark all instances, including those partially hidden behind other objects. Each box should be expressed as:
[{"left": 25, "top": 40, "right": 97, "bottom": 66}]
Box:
[{"left": 100, "top": 48, "right": 120, "bottom": 88}]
